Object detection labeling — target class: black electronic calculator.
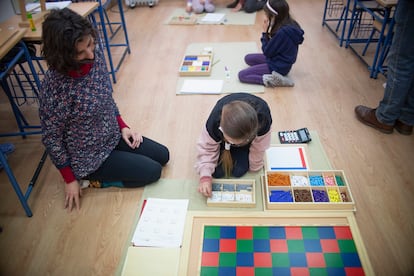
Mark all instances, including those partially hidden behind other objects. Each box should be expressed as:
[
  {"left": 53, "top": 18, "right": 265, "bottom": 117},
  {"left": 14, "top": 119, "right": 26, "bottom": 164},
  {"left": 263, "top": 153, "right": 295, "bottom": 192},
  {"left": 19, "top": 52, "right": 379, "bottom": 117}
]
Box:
[{"left": 278, "top": 128, "right": 312, "bottom": 144}]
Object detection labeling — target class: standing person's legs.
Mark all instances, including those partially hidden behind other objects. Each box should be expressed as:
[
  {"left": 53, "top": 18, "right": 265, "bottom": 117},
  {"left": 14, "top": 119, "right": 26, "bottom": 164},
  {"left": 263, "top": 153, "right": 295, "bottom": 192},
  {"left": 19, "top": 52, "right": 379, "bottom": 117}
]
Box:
[
  {"left": 355, "top": 0, "right": 414, "bottom": 134},
  {"left": 376, "top": 0, "right": 414, "bottom": 128}
]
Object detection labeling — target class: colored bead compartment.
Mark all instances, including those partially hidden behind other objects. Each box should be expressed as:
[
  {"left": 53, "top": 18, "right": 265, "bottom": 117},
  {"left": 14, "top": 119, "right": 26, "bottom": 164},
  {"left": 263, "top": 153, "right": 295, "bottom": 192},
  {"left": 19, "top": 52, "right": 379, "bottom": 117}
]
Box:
[
  {"left": 207, "top": 179, "right": 256, "bottom": 208},
  {"left": 179, "top": 54, "right": 213, "bottom": 76},
  {"left": 264, "top": 170, "right": 355, "bottom": 210}
]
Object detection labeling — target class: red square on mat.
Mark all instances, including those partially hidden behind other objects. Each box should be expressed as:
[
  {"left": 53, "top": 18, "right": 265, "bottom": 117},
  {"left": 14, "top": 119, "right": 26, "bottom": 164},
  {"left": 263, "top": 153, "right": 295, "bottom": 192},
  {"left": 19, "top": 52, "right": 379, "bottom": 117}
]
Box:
[
  {"left": 201, "top": 252, "right": 219, "bottom": 266},
  {"left": 320, "top": 239, "right": 339, "bottom": 252},
  {"left": 236, "top": 267, "right": 255, "bottom": 275},
  {"left": 220, "top": 239, "right": 237, "bottom": 252},
  {"left": 285, "top": 226, "right": 303, "bottom": 239},
  {"left": 236, "top": 226, "right": 253, "bottom": 239},
  {"left": 334, "top": 226, "right": 354, "bottom": 239},
  {"left": 345, "top": 267, "right": 365, "bottom": 276},
  {"left": 270, "top": 239, "right": 288, "bottom": 252},
  {"left": 306, "top": 252, "right": 326, "bottom": 267},
  {"left": 254, "top": 252, "right": 272, "bottom": 267},
  {"left": 291, "top": 267, "right": 310, "bottom": 276}
]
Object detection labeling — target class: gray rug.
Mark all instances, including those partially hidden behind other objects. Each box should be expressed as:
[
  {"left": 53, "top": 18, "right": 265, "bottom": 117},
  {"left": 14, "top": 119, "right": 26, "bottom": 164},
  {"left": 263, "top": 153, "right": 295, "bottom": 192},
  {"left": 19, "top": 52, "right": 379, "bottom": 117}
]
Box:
[
  {"left": 166, "top": 7, "right": 257, "bottom": 25},
  {"left": 176, "top": 42, "right": 264, "bottom": 95}
]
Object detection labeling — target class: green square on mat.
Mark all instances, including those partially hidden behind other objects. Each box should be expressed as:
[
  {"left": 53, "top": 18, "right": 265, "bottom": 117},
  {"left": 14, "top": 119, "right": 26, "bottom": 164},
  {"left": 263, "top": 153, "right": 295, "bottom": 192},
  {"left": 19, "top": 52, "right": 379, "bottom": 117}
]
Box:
[
  {"left": 338, "top": 239, "right": 357, "bottom": 253},
  {"left": 272, "top": 253, "right": 290, "bottom": 267},
  {"left": 200, "top": 266, "right": 218, "bottom": 276},
  {"left": 219, "top": 252, "right": 236, "bottom": 266},
  {"left": 302, "top": 227, "right": 320, "bottom": 239},
  {"left": 237, "top": 239, "right": 254, "bottom": 252},
  {"left": 204, "top": 226, "right": 221, "bottom": 239},
  {"left": 253, "top": 227, "right": 269, "bottom": 239},
  {"left": 287, "top": 240, "right": 305, "bottom": 252},
  {"left": 324, "top": 253, "right": 344, "bottom": 267},
  {"left": 254, "top": 267, "right": 273, "bottom": 275},
  {"left": 309, "top": 268, "right": 328, "bottom": 276}
]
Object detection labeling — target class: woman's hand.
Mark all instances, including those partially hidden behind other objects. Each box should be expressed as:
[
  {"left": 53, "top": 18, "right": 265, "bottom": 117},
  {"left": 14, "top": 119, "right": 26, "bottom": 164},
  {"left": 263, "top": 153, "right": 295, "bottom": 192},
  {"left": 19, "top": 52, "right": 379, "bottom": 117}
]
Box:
[
  {"left": 65, "top": 180, "right": 82, "bottom": 212},
  {"left": 121, "top": 128, "right": 143, "bottom": 149},
  {"left": 198, "top": 177, "right": 212, "bottom": 197}
]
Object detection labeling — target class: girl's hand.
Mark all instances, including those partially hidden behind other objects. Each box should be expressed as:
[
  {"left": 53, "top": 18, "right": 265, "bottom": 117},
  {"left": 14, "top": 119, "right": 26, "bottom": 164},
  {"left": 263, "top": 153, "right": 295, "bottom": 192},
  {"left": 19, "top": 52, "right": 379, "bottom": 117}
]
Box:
[
  {"left": 121, "top": 128, "right": 143, "bottom": 149},
  {"left": 198, "top": 177, "right": 212, "bottom": 197}
]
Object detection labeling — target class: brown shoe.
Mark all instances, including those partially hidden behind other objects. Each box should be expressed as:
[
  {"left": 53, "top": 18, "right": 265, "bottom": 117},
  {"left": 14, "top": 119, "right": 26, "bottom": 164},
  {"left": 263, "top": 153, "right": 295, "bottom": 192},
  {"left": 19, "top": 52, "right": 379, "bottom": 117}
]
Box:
[
  {"left": 354, "top": 105, "right": 393, "bottom": 134},
  {"left": 395, "top": 120, "right": 413, "bottom": 135}
]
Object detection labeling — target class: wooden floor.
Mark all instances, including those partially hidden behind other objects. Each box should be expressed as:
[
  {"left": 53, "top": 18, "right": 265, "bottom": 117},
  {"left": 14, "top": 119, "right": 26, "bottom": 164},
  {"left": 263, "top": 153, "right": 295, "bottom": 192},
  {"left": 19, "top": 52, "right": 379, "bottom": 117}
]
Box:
[{"left": 1, "top": 0, "right": 413, "bottom": 275}]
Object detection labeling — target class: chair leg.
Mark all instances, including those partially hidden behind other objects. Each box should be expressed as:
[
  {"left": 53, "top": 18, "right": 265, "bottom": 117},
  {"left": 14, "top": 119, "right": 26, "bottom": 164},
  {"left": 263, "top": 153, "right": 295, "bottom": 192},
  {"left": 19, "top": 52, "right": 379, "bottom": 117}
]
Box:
[
  {"left": 362, "top": 28, "right": 376, "bottom": 56},
  {"left": 0, "top": 151, "right": 33, "bottom": 217}
]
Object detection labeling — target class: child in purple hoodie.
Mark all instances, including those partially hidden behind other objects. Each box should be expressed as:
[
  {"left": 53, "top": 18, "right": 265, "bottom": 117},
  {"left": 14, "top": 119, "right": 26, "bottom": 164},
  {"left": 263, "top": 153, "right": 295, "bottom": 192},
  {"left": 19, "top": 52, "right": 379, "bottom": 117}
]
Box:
[{"left": 238, "top": 0, "right": 304, "bottom": 87}]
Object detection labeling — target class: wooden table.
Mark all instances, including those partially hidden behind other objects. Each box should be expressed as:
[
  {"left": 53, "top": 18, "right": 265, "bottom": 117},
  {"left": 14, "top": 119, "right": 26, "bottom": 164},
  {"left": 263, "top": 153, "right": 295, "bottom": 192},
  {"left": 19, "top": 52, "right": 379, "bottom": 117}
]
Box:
[{"left": 1, "top": 2, "right": 99, "bottom": 42}]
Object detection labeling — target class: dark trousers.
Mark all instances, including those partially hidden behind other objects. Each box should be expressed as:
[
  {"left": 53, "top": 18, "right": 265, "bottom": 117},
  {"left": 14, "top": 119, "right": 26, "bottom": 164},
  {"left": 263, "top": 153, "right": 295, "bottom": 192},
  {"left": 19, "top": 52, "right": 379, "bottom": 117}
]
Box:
[{"left": 86, "top": 137, "right": 169, "bottom": 187}]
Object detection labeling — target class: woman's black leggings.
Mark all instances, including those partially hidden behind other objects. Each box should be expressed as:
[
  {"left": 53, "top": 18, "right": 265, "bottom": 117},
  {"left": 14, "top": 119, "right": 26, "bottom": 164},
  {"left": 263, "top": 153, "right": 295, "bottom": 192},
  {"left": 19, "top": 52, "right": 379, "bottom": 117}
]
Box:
[{"left": 86, "top": 137, "right": 169, "bottom": 187}]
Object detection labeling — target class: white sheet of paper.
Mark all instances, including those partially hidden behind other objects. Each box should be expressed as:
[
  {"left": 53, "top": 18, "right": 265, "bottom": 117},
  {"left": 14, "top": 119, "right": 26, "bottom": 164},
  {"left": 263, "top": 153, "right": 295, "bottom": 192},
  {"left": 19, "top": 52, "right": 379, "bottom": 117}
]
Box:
[
  {"left": 266, "top": 146, "right": 308, "bottom": 171},
  {"left": 180, "top": 79, "right": 223, "bottom": 94},
  {"left": 199, "top": 13, "right": 226, "bottom": 24},
  {"left": 131, "top": 198, "right": 189, "bottom": 248}
]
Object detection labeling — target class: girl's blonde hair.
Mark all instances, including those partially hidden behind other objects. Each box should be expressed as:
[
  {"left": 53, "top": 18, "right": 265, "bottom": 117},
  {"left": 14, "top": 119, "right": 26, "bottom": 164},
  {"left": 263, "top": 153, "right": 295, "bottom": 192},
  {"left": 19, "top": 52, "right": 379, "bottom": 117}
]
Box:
[{"left": 219, "top": 101, "right": 258, "bottom": 177}]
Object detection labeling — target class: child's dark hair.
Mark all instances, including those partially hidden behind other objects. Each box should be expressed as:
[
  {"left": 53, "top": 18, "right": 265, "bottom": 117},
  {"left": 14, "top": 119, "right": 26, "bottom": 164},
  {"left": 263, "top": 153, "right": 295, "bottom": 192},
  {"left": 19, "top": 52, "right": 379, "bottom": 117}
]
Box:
[
  {"left": 41, "top": 8, "right": 97, "bottom": 74},
  {"left": 219, "top": 101, "right": 259, "bottom": 177},
  {"left": 264, "top": 0, "right": 301, "bottom": 38}
]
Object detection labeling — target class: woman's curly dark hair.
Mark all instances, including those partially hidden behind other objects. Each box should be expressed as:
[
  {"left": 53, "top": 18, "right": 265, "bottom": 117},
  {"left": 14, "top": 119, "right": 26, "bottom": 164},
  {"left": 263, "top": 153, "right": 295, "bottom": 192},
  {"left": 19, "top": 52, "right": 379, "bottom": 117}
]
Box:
[{"left": 41, "top": 8, "right": 97, "bottom": 75}]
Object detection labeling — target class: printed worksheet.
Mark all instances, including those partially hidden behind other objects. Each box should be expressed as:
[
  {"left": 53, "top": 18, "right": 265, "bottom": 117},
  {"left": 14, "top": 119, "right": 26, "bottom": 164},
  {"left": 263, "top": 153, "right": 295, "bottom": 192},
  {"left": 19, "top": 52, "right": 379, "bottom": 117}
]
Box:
[{"left": 131, "top": 198, "right": 189, "bottom": 248}]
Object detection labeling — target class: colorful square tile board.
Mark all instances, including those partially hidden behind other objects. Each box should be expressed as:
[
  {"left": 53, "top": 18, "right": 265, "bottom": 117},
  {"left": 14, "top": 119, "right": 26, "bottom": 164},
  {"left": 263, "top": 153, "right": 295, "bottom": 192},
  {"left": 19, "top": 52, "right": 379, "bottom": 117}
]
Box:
[
  {"left": 178, "top": 212, "right": 374, "bottom": 275},
  {"left": 179, "top": 54, "right": 213, "bottom": 76}
]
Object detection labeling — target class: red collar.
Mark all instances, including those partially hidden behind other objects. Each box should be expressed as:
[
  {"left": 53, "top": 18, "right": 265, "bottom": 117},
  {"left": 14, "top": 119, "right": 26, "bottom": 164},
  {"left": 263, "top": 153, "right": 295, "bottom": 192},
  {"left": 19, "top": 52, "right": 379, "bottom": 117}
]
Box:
[{"left": 68, "top": 63, "right": 93, "bottom": 78}]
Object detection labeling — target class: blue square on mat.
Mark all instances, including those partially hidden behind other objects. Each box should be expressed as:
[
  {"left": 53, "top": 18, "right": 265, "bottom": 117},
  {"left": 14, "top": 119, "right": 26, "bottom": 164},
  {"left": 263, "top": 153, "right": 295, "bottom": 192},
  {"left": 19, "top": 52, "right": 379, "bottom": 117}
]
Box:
[
  {"left": 203, "top": 238, "right": 219, "bottom": 252},
  {"left": 318, "top": 227, "right": 336, "bottom": 239},
  {"left": 220, "top": 226, "right": 236, "bottom": 239},
  {"left": 272, "top": 267, "right": 291, "bottom": 275},
  {"left": 326, "top": 267, "right": 346, "bottom": 276},
  {"left": 236, "top": 252, "right": 254, "bottom": 266},
  {"left": 341, "top": 253, "right": 362, "bottom": 267},
  {"left": 288, "top": 253, "right": 307, "bottom": 267},
  {"left": 218, "top": 266, "right": 236, "bottom": 276},
  {"left": 269, "top": 227, "right": 286, "bottom": 239},
  {"left": 304, "top": 239, "right": 322, "bottom": 252},
  {"left": 253, "top": 239, "right": 270, "bottom": 252}
]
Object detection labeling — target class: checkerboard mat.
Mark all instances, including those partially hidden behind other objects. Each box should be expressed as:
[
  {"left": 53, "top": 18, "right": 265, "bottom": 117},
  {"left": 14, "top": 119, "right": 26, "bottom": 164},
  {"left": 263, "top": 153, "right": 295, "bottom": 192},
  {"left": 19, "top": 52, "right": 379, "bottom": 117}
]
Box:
[{"left": 200, "top": 225, "right": 365, "bottom": 275}]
